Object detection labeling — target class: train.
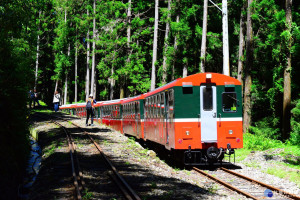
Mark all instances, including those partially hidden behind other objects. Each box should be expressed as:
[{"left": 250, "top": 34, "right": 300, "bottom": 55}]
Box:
[{"left": 60, "top": 73, "right": 243, "bottom": 165}]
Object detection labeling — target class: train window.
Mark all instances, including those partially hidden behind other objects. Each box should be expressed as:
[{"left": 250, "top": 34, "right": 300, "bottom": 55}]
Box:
[
  {"left": 182, "top": 86, "right": 193, "bottom": 94},
  {"left": 153, "top": 96, "right": 156, "bottom": 118},
  {"left": 156, "top": 95, "right": 159, "bottom": 118},
  {"left": 151, "top": 96, "right": 154, "bottom": 118},
  {"left": 203, "top": 87, "right": 213, "bottom": 111},
  {"left": 161, "top": 93, "right": 165, "bottom": 118},
  {"left": 222, "top": 92, "right": 237, "bottom": 112},
  {"left": 157, "top": 95, "right": 161, "bottom": 118},
  {"left": 149, "top": 97, "right": 152, "bottom": 118}
]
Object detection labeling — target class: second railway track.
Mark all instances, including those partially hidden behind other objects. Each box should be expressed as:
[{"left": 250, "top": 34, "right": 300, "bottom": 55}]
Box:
[
  {"left": 30, "top": 112, "right": 300, "bottom": 200},
  {"left": 193, "top": 167, "right": 300, "bottom": 200}
]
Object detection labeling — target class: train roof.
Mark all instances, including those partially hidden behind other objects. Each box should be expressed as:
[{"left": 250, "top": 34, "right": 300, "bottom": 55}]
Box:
[
  {"left": 100, "top": 98, "right": 123, "bottom": 106},
  {"left": 144, "top": 73, "right": 241, "bottom": 97},
  {"left": 60, "top": 73, "right": 241, "bottom": 108},
  {"left": 121, "top": 95, "right": 144, "bottom": 104}
]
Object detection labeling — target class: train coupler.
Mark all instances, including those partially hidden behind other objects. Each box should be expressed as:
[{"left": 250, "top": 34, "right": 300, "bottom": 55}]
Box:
[{"left": 184, "top": 150, "right": 203, "bottom": 165}]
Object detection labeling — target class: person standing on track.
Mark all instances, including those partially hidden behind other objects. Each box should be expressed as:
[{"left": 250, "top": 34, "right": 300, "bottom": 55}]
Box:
[
  {"left": 33, "top": 89, "right": 40, "bottom": 107},
  {"left": 86, "top": 94, "right": 95, "bottom": 126},
  {"left": 28, "top": 90, "right": 35, "bottom": 109},
  {"left": 53, "top": 91, "right": 61, "bottom": 112}
]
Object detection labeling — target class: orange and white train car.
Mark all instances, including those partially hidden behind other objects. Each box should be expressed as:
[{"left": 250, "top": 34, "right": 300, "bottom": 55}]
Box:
[{"left": 61, "top": 73, "right": 243, "bottom": 164}]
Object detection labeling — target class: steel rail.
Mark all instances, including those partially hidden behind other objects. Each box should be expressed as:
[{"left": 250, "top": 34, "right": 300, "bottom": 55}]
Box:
[
  {"left": 52, "top": 115, "right": 141, "bottom": 200},
  {"left": 51, "top": 120, "right": 82, "bottom": 200},
  {"left": 35, "top": 114, "right": 83, "bottom": 199},
  {"left": 86, "top": 133, "right": 141, "bottom": 200},
  {"left": 220, "top": 167, "right": 300, "bottom": 200},
  {"left": 192, "top": 167, "right": 259, "bottom": 200}
]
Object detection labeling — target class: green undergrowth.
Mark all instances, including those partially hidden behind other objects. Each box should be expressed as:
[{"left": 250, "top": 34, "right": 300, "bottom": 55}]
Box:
[
  {"left": 235, "top": 148, "right": 252, "bottom": 162},
  {"left": 235, "top": 133, "right": 300, "bottom": 186},
  {"left": 242, "top": 133, "right": 300, "bottom": 157}
]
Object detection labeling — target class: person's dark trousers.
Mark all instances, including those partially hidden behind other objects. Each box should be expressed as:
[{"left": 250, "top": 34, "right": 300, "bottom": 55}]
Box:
[
  {"left": 54, "top": 103, "right": 59, "bottom": 112},
  {"left": 29, "top": 99, "right": 33, "bottom": 109},
  {"left": 34, "top": 98, "right": 40, "bottom": 107},
  {"left": 86, "top": 108, "right": 94, "bottom": 125}
]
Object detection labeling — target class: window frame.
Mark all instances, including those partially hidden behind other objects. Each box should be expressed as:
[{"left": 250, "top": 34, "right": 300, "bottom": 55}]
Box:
[{"left": 222, "top": 92, "right": 238, "bottom": 113}]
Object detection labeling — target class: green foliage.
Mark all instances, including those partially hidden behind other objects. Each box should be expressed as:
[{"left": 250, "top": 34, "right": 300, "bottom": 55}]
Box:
[
  {"left": 243, "top": 133, "right": 284, "bottom": 151},
  {"left": 249, "top": 117, "right": 280, "bottom": 139},
  {"left": 289, "top": 99, "right": 300, "bottom": 146}
]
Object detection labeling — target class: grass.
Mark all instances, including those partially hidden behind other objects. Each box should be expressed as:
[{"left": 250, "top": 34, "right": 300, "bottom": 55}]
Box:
[
  {"left": 264, "top": 166, "right": 300, "bottom": 187},
  {"left": 237, "top": 133, "right": 300, "bottom": 186},
  {"left": 235, "top": 148, "right": 252, "bottom": 162},
  {"left": 82, "top": 188, "right": 93, "bottom": 200}
]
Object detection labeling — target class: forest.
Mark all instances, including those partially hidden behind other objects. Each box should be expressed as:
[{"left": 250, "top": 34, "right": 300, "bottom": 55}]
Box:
[{"left": 0, "top": 0, "right": 299, "bottom": 197}]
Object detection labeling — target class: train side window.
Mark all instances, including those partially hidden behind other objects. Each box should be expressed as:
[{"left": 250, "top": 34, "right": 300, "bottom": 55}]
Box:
[
  {"left": 157, "top": 95, "right": 161, "bottom": 118},
  {"left": 137, "top": 102, "right": 140, "bottom": 118},
  {"left": 149, "top": 97, "right": 153, "bottom": 118},
  {"left": 222, "top": 92, "right": 237, "bottom": 112},
  {"left": 154, "top": 95, "right": 157, "bottom": 118},
  {"left": 161, "top": 93, "right": 165, "bottom": 117},
  {"left": 182, "top": 85, "right": 193, "bottom": 94},
  {"left": 151, "top": 96, "right": 154, "bottom": 118},
  {"left": 203, "top": 87, "right": 213, "bottom": 111},
  {"left": 157, "top": 95, "right": 159, "bottom": 118}
]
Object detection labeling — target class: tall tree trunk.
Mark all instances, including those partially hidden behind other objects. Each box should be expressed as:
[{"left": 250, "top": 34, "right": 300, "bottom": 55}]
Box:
[
  {"left": 183, "top": 60, "right": 188, "bottom": 77},
  {"left": 172, "top": 14, "right": 180, "bottom": 80},
  {"left": 282, "top": 0, "right": 292, "bottom": 140},
  {"left": 54, "top": 80, "right": 58, "bottom": 94},
  {"left": 120, "top": 0, "right": 131, "bottom": 98},
  {"left": 90, "top": 0, "right": 96, "bottom": 97},
  {"left": 35, "top": 10, "right": 41, "bottom": 89},
  {"left": 127, "top": 0, "right": 131, "bottom": 50},
  {"left": 110, "top": 66, "right": 115, "bottom": 100},
  {"left": 150, "top": 0, "right": 159, "bottom": 91},
  {"left": 243, "top": 0, "right": 253, "bottom": 133},
  {"left": 222, "top": 0, "right": 230, "bottom": 76},
  {"left": 237, "top": 2, "right": 246, "bottom": 82},
  {"left": 86, "top": 8, "right": 90, "bottom": 100},
  {"left": 64, "top": 73, "right": 68, "bottom": 105},
  {"left": 120, "top": 81, "right": 125, "bottom": 99},
  {"left": 64, "top": 43, "right": 70, "bottom": 105},
  {"left": 74, "top": 42, "right": 78, "bottom": 102},
  {"left": 200, "top": 0, "right": 208, "bottom": 73},
  {"left": 63, "top": 9, "right": 69, "bottom": 105},
  {"left": 162, "top": 0, "right": 171, "bottom": 84}
]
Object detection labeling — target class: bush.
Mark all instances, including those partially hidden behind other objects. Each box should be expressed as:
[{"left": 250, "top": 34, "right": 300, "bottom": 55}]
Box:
[
  {"left": 243, "top": 133, "right": 284, "bottom": 151},
  {"left": 249, "top": 117, "right": 280, "bottom": 139},
  {"left": 289, "top": 99, "right": 300, "bottom": 146}
]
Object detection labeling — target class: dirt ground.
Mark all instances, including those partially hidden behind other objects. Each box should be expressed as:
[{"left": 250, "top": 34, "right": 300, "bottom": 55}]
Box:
[{"left": 27, "top": 112, "right": 299, "bottom": 200}]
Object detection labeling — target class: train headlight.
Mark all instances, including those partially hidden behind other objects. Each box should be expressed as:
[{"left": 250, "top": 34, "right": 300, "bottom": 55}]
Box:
[
  {"left": 206, "top": 74, "right": 212, "bottom": 79},
  {"left": 229, "top": 130, "right": 233, "bottom": 135},
  {"left": 186, "top": 131, "right": 190, "bottom": 136}
]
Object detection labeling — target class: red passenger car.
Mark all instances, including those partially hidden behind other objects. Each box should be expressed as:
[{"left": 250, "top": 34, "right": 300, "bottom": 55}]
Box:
[{"left": 61, "top": 73, "right": 243, "bottom": 165}]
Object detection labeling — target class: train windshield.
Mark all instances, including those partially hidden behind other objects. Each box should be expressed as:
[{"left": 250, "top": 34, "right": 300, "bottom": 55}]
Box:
[
  {"left": 203, "top": 87, "right": 213, "bottom": 111},
  {"left": 222, "top": 92, "right": 237, "bottom": 112}
]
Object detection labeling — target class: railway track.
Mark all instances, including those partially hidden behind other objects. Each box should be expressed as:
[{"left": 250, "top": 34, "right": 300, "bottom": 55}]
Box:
[
  {"left": 193, "top": 167, "right": 300, "bottom": 200},
  {"left": 37, "top": 113, "right": 141, "bottom": 200}
]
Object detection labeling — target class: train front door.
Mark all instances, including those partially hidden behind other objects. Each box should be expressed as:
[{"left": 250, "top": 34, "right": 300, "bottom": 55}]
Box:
[{"left": 200, "top": 85, "right": 217, "bottom": 142}]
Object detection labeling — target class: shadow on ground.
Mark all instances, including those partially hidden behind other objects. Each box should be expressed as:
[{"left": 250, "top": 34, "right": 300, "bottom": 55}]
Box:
[{"left": 28, "top": 111, "right": 221, "bottom": 200}]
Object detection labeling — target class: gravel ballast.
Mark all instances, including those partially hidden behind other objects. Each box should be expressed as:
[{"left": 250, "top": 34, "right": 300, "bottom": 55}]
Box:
[{"left": 29, "top": 112, "right": 300, "bottom": 200}]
